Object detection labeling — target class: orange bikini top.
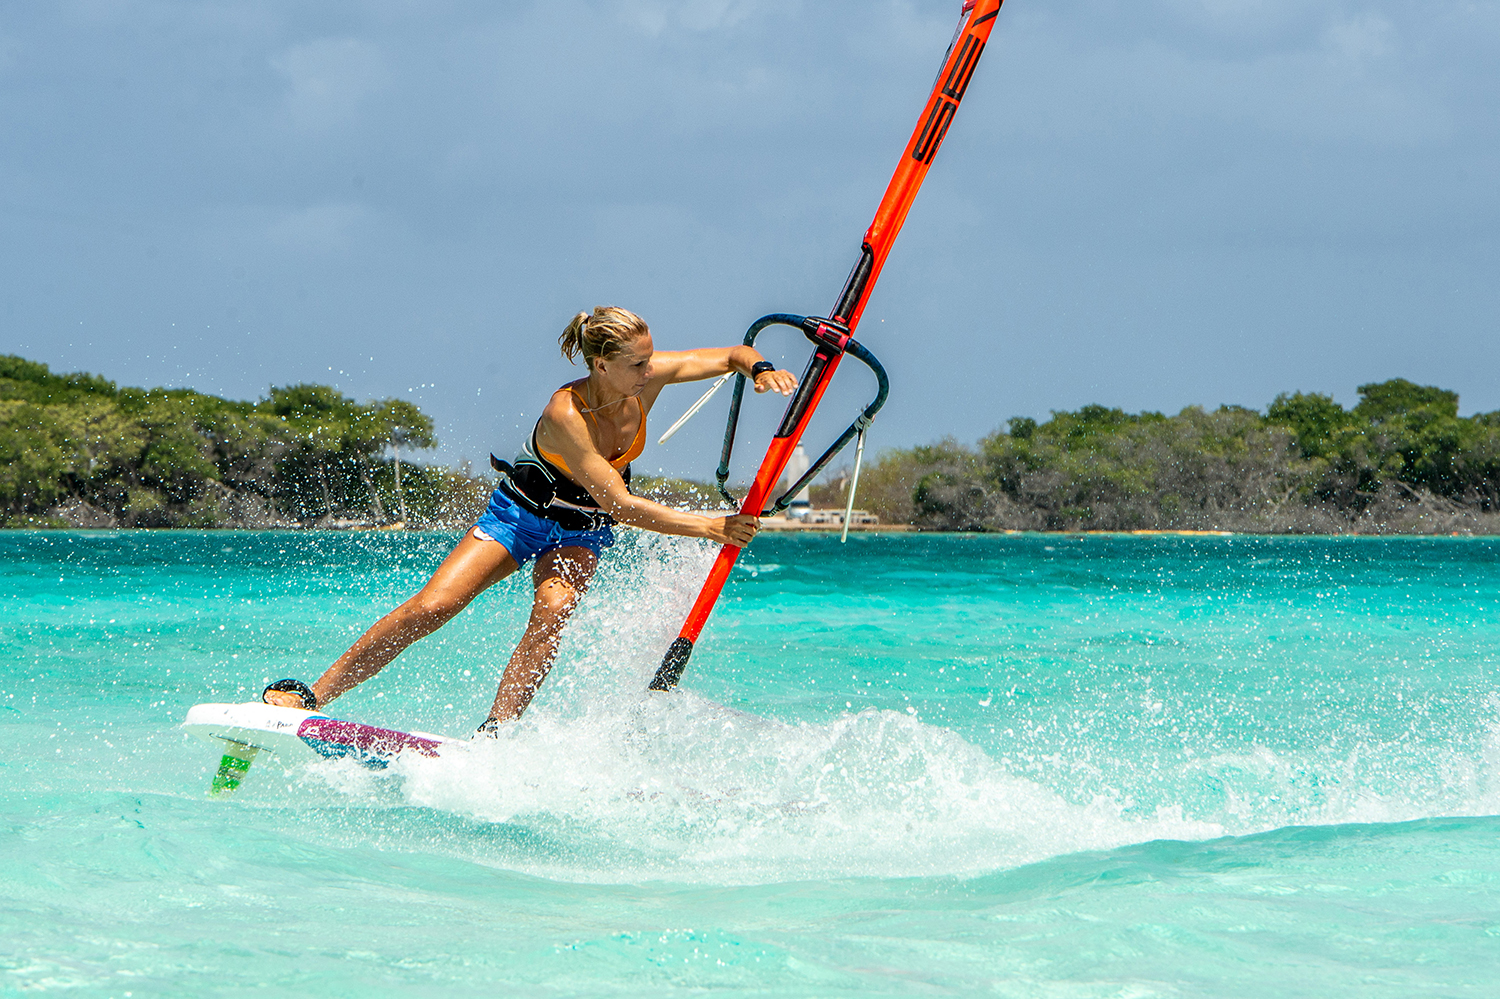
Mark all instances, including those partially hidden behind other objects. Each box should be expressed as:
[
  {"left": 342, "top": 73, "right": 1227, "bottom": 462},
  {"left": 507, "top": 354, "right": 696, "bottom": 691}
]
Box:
[{"left": 534, "top": 388, "right": 645, "bottom": 476}]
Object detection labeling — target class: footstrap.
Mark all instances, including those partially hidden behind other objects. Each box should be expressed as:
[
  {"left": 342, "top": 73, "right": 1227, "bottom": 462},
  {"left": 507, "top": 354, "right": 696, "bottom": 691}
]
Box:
[{"left": 263, "top": 678, "right": 318, "bottom": 711}]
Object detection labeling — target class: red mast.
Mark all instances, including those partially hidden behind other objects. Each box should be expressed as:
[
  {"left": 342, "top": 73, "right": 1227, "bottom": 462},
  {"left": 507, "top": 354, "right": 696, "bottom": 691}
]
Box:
[{"left": 651, "top": 0, "right": 1007, "bottom": 690}]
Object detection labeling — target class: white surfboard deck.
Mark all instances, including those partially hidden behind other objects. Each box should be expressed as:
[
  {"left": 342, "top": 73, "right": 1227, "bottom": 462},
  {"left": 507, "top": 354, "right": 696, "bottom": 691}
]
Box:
[{"left": 184, "top": 702, "right": 454, "bottom": 772}]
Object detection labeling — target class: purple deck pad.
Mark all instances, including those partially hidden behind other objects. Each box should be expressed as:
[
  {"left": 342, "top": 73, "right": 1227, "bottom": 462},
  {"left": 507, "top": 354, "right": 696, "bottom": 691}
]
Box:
[{"left": 297, "top": 716, "right": 445, "bottom": 769}]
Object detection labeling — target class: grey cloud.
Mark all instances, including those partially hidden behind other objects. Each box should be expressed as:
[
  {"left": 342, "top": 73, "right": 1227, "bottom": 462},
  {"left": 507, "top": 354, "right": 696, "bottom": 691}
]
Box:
[
  {"left": 272, "top": 37, "right": 389, "bottom": 132},
  {"left": 265, "top": 202, "right": 372, "bottom": 253},
  {"left": 2, "top": 0, "right": 1497, "bottom": 475}
]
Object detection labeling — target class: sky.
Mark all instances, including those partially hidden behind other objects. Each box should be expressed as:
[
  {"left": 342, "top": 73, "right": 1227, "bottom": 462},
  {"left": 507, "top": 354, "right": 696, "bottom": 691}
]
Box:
[{"left": 3, "top": 0, "right": 1498, "bottom": 478}]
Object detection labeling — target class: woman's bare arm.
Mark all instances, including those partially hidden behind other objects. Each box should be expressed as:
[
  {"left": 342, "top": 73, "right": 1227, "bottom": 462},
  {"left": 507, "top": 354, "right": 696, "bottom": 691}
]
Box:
[
  {"left": 540, "top": 403, "right": 759, "bottom": 546},
  {"left": 650, "top": 347, "right": 797, "bottom": 396}
]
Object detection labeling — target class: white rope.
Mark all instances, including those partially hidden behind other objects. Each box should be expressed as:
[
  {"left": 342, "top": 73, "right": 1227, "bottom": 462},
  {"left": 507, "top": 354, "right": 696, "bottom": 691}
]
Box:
[
  {"left": 841, "top": 427, "right": 868, "bottom": 544},
  {"left": 656, "top": 373, "right": 731, "bottom": 445}
]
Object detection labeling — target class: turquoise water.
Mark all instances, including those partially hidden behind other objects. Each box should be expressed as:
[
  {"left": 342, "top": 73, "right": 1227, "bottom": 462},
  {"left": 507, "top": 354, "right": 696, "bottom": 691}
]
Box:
[{"left": 3, "top": 530, "right": 1500, "bottom": 996}]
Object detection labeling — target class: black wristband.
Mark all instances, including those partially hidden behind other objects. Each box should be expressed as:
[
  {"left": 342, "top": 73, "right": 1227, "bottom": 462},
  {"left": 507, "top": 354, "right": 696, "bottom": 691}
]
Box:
[{"left": 750, "top": 360, "right": 776, "bottom": 379}]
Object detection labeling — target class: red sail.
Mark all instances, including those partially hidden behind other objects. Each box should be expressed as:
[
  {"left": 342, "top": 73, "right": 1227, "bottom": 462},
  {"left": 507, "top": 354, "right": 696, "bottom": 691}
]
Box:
[{"left": 650, "top": 0, "right": 1006, "bottom": 690}]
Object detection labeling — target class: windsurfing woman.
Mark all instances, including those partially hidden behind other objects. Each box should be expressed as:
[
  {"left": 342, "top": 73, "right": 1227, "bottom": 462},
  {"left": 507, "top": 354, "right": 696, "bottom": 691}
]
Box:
[{"left": 262, "top": 306, "right": 796, "bottom": 732}]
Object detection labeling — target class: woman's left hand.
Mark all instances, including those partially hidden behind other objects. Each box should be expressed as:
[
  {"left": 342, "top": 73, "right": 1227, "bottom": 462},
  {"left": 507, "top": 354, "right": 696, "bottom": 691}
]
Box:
[{"left": 753, "top": 368, "right": 798, "bottom": 396}]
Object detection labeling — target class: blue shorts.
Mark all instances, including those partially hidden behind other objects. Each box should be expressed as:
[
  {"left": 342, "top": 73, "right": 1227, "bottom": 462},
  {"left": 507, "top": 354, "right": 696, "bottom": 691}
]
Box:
[{"left": 470, "top": 487, "right": 614, "bottom": 563}]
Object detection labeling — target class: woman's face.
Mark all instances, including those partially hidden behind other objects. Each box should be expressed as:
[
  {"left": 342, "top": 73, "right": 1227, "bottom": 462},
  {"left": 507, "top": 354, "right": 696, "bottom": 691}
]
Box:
[{"left": 594, "top": 333, "right": 654, "bottom": 396}]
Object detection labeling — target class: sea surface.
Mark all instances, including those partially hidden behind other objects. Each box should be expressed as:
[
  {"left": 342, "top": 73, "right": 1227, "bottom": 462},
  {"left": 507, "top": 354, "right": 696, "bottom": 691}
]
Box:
[{"left": 3, "top": 529, "right": 1499, "bottom": 997}]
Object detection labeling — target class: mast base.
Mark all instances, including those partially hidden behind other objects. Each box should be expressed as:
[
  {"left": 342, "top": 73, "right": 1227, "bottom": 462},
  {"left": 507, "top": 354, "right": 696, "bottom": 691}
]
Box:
[{"left": 649, "top": 637, "right": 694, "bottom": 691}]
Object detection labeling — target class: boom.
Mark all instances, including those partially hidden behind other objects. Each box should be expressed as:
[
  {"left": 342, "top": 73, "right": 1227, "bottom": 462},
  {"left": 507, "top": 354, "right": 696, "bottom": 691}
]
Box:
[{"left": 650, "top": 0, "right": 1006, "bottom": 690}]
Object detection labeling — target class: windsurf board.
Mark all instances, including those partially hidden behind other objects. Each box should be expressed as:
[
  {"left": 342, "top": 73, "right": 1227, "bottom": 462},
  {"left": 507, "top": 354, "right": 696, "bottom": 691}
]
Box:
[{"left": 182, "top": 702, "right": 455, "bottom": 793}]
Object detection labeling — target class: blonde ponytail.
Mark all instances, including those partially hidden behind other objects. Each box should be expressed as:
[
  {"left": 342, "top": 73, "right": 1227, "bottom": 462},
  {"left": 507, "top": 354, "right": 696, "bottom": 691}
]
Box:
[
  {"left": 559, "top": 312, "right": 590, "bottom": 364},
  {"left": 558, "top": 306, "right": 649, "bottom": 368}
]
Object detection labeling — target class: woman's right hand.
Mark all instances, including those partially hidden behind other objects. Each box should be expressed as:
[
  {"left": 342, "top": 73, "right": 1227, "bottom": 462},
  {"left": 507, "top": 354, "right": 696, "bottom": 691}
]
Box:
[{"left": 706, "top": 514, "right": 761, "bottom": 547}]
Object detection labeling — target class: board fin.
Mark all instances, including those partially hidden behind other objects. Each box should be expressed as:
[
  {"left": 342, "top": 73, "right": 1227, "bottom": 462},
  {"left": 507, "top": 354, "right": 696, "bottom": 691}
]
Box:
[{"left": 210, "top": 743, "right": 259, "bottom": 795}]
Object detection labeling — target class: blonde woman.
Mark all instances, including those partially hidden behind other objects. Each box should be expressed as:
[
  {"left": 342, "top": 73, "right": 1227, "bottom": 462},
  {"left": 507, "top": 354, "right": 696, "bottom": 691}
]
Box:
[{"left": 263, "top": 307, "right": 796, "bottom": 732}]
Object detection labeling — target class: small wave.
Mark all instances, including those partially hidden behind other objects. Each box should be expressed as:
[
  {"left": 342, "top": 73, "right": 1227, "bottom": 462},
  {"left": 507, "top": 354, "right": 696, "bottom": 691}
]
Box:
[{"left": 379, "top": 693, "right": 1219, "bottom": 882}]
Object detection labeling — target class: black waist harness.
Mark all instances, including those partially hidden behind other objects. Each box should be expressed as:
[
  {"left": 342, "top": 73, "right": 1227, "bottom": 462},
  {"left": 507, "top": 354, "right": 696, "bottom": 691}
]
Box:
[{"left": 489, "top": 436, "right": 628, "bottom": 532}]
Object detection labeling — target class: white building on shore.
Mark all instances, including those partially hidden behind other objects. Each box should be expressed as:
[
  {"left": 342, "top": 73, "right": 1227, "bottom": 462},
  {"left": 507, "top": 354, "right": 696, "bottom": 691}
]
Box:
[{"left": 781, "top": 444, "right": 812, "bottom": 519}]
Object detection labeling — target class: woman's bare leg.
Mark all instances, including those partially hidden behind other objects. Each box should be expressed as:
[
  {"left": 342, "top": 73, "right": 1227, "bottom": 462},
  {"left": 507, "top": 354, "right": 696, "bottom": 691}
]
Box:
[
  {"left": 485, "top": 546, "right": 597, "bottom": 725},
  {"left": 265, "top": 531, "right": 520, "bottom": 709}
]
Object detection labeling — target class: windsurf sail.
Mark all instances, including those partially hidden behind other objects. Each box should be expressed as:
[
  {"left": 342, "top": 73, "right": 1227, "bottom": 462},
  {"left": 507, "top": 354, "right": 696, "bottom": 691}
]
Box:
[{"left": 650, "top": 0, "right": 1007, "bottom": 690}]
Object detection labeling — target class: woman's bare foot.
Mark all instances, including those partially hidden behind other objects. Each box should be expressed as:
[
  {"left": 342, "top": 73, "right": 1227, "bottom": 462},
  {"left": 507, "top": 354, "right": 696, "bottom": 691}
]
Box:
[{"left": 261, "top": 679, "right": 319, "bottom": 711}]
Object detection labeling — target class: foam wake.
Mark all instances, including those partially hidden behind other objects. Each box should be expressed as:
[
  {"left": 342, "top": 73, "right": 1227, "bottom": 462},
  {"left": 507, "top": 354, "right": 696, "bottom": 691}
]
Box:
[{"left": 277, "top": 532, "right": 1500, "bottom": 884}]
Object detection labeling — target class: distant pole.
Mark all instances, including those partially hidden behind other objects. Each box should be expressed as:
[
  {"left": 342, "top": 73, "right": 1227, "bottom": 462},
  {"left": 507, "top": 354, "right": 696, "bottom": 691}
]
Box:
[{"left": 391, "top": 427, "right": 409, "bottom": 524}]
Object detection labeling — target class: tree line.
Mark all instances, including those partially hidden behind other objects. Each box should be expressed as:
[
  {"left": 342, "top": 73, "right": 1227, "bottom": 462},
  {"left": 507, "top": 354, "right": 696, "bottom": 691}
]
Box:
[
  {"left": 811, "top": 378, "right": 1500, "bottom": 533},
  {"left": 0, "top": 354, "right": 486, "bottom": 528},
  {"left": 6, "top": 354, "right": 1498, "bottom": 533}
]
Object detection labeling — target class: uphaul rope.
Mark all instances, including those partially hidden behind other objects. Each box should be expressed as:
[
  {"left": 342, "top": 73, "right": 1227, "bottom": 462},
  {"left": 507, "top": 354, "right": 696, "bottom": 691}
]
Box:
[{"left": 650, "top": 0, "right": 1006, "bottom": 691}]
